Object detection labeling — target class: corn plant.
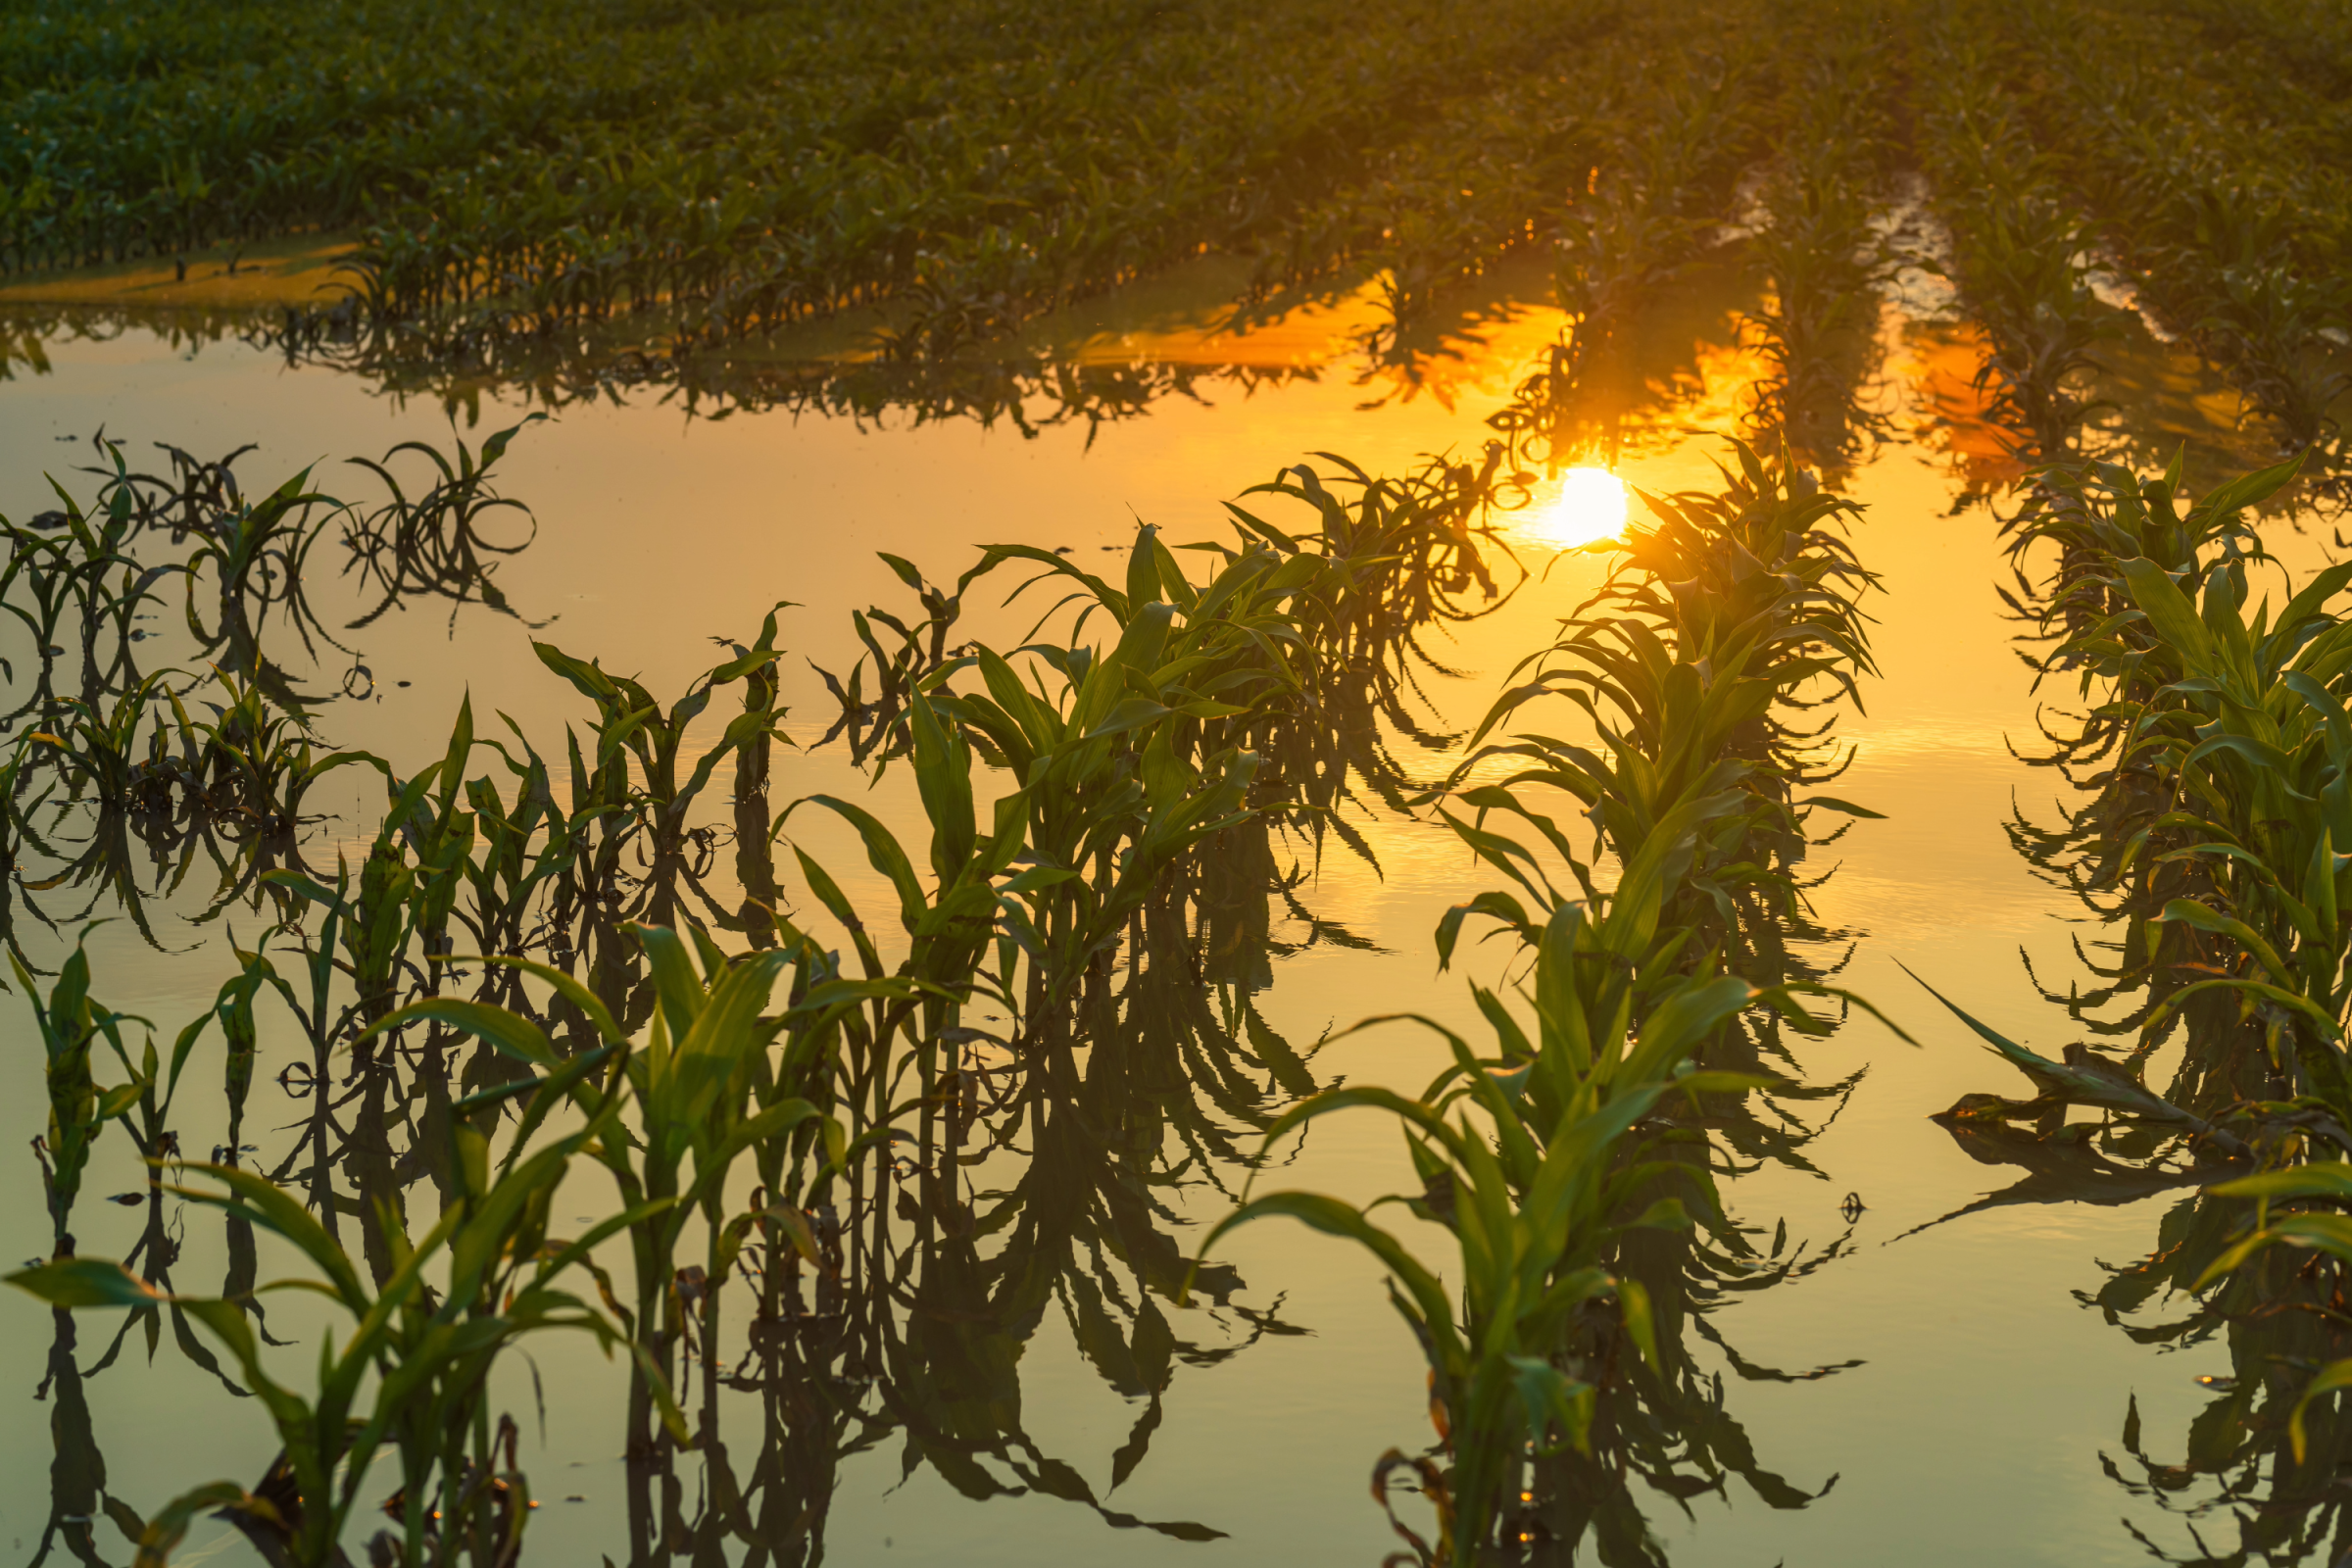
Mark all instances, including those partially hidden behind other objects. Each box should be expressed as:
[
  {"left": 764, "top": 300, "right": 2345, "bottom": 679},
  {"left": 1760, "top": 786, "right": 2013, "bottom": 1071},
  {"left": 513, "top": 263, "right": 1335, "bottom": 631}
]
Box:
[
  {"left": 1917, "top": 18, "right": 2123, "bottom": 461},
  {"left": 534, "top": 609, "right": 788, "bottom": 860},
  {"left": 13, "top": 934, "right": 151, "bottom": 1246},
  {"left": 1453, "top": 441, "right": 1882, "bottom": 954},
  {"left": 362, "top": 923, "right": 910, "bottom": 1446},
  {"left": 1197, "top": 888, "right": 1860, "bottom": 1564},
  {"left": 10, "top": 1029, "right": 670, "bottom": 1568},
  {"left": 1975, "top": 0, "right": 2352, "bottom": 460},
  {"left": 1995, "top": 453, "right": 2348, "bottom": 1120}
]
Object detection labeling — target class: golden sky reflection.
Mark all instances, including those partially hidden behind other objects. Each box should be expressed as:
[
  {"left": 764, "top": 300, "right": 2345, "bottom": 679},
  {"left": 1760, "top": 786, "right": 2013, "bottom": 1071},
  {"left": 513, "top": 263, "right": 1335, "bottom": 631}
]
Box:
[{"left": 1517, "top": 466, "right": 1631, "bottom": 551}]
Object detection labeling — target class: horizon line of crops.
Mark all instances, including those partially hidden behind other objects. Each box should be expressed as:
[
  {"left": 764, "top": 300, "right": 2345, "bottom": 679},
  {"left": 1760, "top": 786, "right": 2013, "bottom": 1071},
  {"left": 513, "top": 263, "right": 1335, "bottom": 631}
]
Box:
[
  {"left": 0, "top": 0, "right": 1593, "bottom": 274},
  {"left": 262, "top": 4, "right": 1776, "bottom": 423},
  {"left": 348, "top": 0, "right": 1620, "bottom": 368},
  {"left": 1, "top": 0, "right": 1633, "bottom": 365},
  {"left": 12, "top": 0, "right": 2344, "bottom": 493}
]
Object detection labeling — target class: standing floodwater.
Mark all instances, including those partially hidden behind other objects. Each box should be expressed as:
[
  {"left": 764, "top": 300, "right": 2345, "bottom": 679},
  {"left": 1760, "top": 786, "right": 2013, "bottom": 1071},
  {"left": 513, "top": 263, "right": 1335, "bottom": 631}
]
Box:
[{"left": 3, "top": 2, "right": 2351, "bottom": 1564}]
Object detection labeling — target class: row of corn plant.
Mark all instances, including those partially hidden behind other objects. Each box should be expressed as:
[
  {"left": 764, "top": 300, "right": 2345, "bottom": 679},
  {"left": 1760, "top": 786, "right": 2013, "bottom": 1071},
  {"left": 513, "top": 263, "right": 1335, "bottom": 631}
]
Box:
[
  {"left": 1189, "top": 439, "right": 1891, "bottom": 1561},
  {"left": 811, "top": 443, "right": 1531, "bottom": 955},
  {"left": 7, "top": 906, "right": 940, "bottom": 1565},
  {"left": 0, "top": 597, "right": 1337, "bottom": 1561},
  {"left": 1932, "top": 445, "right": 2352, "bottom": 1561},
  {"left": 1985, "top": 453, "right": 2324, "bottom": 1128},
  {"left": 1967, "top": 0, "right": 2352, "bottom": 466},
  {"left": 1486, "top": 35, "right": 1766, "bottom": 476},
  {"left": 1, "top": 565, "right": 994, "bottom": 1552},
  {"left": 5, "top": 415, "right": 1365, "bottom": 1560},
  {"left": 1912, "top": 16, "right": 2123, "bottom": 464},
  {"left": 1741, "top": 0, "right": 1899, "bottom": 471}
]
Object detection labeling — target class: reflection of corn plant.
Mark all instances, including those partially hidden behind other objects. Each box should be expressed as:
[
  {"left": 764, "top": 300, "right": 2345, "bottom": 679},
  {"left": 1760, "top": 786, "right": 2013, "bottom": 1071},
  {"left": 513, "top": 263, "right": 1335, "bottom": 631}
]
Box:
[
  {"left": 0, "top": 733, "right": 41, "bottom": 961},
  {"left": 1510, "top": 49, "right": 1759, "bottom": 469},
  {"left": 2068, "top": 1174, "right": 2352, "bottom": 1563},
  {"left": 33, "top": 666, "right": 366, "bottom": 836},
  {"left": 13, "top": 935, "right": 150, "bottom": 1246},
  {"left": 341, "top": 416, "right": 547, "bottom": 632},
  {"left": 2117, "top": 1161, "right": 2352, "bottom": 1560},
  {"left": 1455, "top": 443, "right": 1881, "bottom": 950},
  {"left": 172, "top": 465, "right": 348, "bottom": 687}
]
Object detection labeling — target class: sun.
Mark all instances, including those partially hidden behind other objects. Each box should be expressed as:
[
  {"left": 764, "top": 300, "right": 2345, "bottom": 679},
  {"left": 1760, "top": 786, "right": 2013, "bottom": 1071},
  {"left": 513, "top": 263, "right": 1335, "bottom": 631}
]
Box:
[{"left": 1524, "top": 466, "right": 1629, "bottom": 551}]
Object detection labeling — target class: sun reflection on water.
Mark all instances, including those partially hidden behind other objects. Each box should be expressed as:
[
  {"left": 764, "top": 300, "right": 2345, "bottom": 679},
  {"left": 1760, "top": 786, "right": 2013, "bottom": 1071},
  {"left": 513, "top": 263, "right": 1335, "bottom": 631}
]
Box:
[{"left": 1522, "top": 466, "right": 1629, "bottom": 551}]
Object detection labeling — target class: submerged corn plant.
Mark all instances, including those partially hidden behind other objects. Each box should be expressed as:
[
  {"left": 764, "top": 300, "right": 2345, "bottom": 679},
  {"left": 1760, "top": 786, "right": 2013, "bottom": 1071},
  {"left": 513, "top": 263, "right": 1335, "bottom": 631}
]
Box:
[
  {"left": 1451, "top": 440, "right": 1882, "bottom": 958},
  {"left": 15, "top": 933, "right": 151, "bottom": 1247},
  {"left": 9, "top": 1044, "right": 677, "bottom": 1568},
  {"left": 339, "top": 416, "right": 547, "bottom": 633},
  {"left": 1743, "top": 3, "right": 1897, "bottom": 470},
  {"left": 1197, "top": 878, "right": 1879, "bottom": 1563},
  {"left": 1988, "top": 452, "right": 2347, "bottom": 1125}
]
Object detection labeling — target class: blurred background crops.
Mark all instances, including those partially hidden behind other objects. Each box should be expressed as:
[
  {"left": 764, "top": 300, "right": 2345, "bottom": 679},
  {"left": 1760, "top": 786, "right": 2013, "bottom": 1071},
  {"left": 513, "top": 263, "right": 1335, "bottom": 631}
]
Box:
[
  {"left": 0, "top": 0, "right": 1614, "bottom": 342},
  {"left": 10, "top": 0, "right": 2341, "bottom": 466}
]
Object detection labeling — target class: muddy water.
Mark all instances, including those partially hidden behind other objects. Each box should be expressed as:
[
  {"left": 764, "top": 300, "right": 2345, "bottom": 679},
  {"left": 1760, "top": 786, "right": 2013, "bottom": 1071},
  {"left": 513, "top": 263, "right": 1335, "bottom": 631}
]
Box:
[{"left": 0, "top": 269, "right": 2322, "bottom": 1568}]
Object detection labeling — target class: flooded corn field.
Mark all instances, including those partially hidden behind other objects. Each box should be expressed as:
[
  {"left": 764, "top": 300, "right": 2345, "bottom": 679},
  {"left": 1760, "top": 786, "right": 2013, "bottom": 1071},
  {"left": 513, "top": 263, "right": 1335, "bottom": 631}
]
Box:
[{"left": 3, "top": 1, "right": 2351, "bottom": 1564}]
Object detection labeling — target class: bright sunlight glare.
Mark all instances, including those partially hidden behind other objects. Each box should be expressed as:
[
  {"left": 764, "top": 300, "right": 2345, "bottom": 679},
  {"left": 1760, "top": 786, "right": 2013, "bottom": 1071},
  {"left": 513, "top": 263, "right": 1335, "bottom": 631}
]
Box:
[{"left": 1525, "top": 466, "right": 1629, "bottom": 550}]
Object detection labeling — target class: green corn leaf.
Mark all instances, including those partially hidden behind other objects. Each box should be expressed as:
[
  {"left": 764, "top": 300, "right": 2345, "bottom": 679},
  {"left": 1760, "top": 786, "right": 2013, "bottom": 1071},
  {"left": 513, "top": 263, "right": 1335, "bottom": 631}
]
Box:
[{"left": 8, "top": 1255, "right": 168, "bottom": 1307}]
